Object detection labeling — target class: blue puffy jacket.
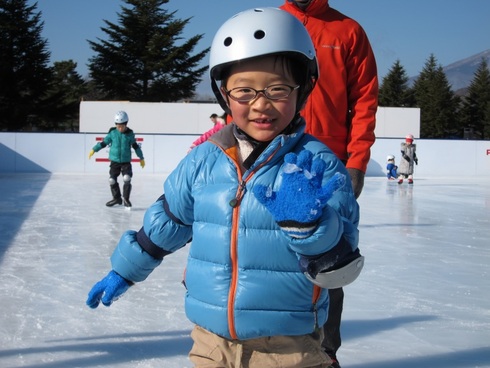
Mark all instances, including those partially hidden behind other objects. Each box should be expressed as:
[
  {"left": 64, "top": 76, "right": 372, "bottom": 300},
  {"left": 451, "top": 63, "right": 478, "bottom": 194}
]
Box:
[{"left": 110, "top": 119, "right": 360, "bottom": 340}]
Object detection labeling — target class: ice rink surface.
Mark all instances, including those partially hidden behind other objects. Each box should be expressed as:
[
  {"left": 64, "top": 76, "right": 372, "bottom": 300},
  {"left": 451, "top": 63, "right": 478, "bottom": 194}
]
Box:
[{"left": 0, "top": 173, "right": 489, "bottom": 368}]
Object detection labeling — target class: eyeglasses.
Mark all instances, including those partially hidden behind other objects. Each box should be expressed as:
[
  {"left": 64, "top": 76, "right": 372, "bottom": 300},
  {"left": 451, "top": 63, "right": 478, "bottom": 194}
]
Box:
[{"left": 224, "top": 84, "right": 299, "bottom": 102}]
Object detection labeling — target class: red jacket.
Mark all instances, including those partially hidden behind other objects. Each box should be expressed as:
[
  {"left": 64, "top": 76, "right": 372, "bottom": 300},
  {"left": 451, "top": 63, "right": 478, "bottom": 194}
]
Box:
[
  {"left": 281, "top": 0, "right": 378, "bottom": 172},
  {"left": 190, "top": 122, "right": 225, "bottom": 149}
]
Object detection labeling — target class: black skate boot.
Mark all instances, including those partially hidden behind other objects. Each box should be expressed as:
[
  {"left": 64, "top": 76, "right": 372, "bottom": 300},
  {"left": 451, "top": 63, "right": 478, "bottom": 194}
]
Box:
[
  {"left": 123, "top": 183, "right": 132, "bottom": 208},
  {"left": 106, "top": 184, "right": 122, "bottom": 207}
]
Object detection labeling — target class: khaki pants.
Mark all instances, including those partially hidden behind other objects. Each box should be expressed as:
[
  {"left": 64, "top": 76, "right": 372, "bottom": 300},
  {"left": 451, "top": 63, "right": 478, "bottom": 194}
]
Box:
[{"left": 189, "top": 325, "right": 333, "bottom": 368}]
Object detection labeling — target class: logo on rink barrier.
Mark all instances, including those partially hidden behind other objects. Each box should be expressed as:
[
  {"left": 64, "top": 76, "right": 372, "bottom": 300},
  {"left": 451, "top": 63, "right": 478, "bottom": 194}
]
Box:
[
  {"left": 93, "top": 137, "right": 144, "bottom": 163},
  {"left": 487, "top": 149, "right": 490, "bottom": 156}
]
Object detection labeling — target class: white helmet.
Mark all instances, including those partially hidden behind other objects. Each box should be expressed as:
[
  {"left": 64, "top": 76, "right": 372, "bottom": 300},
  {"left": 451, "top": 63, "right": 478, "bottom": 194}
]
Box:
[
  {"left": 114, "top": 111, "right": 129, "bottom": 124},
  {"left": 209, "top": 7, "right": 318, "bottom": 114},
  {"left": 405, "top": 134, "right": 414, "bottom": 141},
  {"left": 305, "top": 255, "right": 365, "bottom": 289},
  {"left": 387, "top": 154, "right": 395, "bottom": 161}
]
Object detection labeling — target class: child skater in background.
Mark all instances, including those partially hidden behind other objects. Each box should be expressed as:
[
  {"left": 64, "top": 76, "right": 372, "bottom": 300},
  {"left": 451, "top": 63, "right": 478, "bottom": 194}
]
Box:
[
  {"left": 88, "top": 111, "right": 145, "bottom": 208},
  {"left": 386, "top": 154, "right": 398, "bottom": 180},
  {"left": 188, "top": 113, "right": 227, "bottom": 152},
  {"left": 398, "top": 134, "right": 418, "bottom": 184},
  {"left": 86, "top": 8, "right": 363, "bottom": 367}
]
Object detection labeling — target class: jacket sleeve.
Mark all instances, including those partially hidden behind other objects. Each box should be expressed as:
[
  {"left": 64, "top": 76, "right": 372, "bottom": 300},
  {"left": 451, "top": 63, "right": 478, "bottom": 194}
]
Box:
[
  {"left": 110, "top": 156, "right": 195, "bottom": 282},
  {"left": 345, "top": 23, "right": 378, "bottom": 173},
  {"left": 92, "top": 131, "right": 111, "bottom": 152},
  {"left": 132, "top": 141, "right": 144, "bottom": 160},
  {"left": 110, "top": 196, "right": 192, "bottom": 282}
]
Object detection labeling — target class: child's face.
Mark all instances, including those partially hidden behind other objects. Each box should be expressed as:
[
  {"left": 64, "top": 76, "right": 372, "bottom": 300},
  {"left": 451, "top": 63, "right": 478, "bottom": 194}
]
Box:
[
  {"left": 223, "top": 56, "right": 298, "bottom": 142},
  {"left": 115, "top": 123, "right": 127, "bottom": 133}
]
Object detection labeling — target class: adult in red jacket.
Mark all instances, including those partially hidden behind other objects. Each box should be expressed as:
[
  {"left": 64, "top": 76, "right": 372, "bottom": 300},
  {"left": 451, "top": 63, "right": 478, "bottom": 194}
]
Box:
[
  {"left": 281, "top": 0, "right": 378, "bottom": 199},
  {"left": 281, "top": 1, "right": 378, "bottom": 366}
]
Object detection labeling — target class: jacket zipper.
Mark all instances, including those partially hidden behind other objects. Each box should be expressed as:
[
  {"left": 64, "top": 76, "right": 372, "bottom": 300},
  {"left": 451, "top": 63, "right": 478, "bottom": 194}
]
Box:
[{"left": 226, "top": 147, "right": 280, "bottom": 339}]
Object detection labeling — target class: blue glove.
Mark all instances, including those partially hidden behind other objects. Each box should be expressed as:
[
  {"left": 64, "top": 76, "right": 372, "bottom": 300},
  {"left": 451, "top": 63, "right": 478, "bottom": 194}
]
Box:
[
  {"left": 86, "top": 270, "right": 131, "bottom": 309},
  {"left": 253, "top": 150, "right": 346, "bottom": 238}
]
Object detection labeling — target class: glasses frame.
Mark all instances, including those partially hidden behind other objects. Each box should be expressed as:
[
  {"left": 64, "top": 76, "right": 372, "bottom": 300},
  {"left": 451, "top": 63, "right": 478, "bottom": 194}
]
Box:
[{"left": 223, "top": 84, "right": 300, "bottom": 103}]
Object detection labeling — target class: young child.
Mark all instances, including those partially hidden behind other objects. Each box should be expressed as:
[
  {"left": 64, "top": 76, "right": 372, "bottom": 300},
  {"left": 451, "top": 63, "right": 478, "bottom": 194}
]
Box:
[
  {"left": 188, "top": 113, "right": 227, "bottom": 152},
  {"left": 86, "top": 8, "right": 362, "bottom": 367},
  {"left": 398, "top": 134, "right": 418, "bottom": 184},
  {"left": 209, "top": 113, "right": 226, "bottom": 126},
  {"left": 88, "top": 111, "right": 145, "bottom": 207},
  {"left": 386, "top": 154, "right": 398, "bottom": 180}
]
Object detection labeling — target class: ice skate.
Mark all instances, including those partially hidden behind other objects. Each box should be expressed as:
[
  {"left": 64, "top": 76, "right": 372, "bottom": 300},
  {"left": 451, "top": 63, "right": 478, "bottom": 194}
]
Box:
[
  {"left": 106, "top": 197, "right": 122, "bottom": 206},
  {"left": 107, "top": 183, "right": 122, "bottom": 206},
  {"left": 408, "top": 178, "right": 413, "bottom": 184},
  {"left": 398, "top": 178, "right": 403, "bottom": 184},
  {"left": 123, "top": 183, "right": 132, "bottom": 208}
]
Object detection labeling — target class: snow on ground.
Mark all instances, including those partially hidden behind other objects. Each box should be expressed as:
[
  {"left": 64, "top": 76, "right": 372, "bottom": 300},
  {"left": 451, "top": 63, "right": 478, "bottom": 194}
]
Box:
[{"left": 0, "top": 173, "right": 489, "bottom": 367}]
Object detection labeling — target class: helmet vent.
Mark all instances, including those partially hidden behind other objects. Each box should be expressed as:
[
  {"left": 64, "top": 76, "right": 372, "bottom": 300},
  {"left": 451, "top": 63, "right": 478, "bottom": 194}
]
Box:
[
  {"left": 224, "top": 37, "right": 232, "bottom": 47},
  {"left": 254, "top": 30, "right": 265, "bottom": 40}
]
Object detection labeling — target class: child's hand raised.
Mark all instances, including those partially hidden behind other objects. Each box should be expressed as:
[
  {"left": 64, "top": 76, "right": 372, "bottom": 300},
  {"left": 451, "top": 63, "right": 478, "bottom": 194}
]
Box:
[{"left": 253, "top": 150, "right": 345, "bottom": 238}]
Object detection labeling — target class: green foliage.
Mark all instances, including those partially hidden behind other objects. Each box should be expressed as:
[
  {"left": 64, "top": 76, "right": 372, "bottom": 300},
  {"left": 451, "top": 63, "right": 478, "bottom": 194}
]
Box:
[
  {"left": 0, "top": 0, "right": 52, "bottom": 131},
  {"left": 87, "top": 0, "right": 209, "bottom": 102},
  {"left": 40, "top": 60, "right": 87, "bottom": 131},
  {"left": 378, "top": 60, "right": 415, "bottom": 107},
  {"left": 461, "top": 58, "right": 490, "bottom": 139},
  {"left": 412, "top": 54, "right": 460, "bottom": 138}
]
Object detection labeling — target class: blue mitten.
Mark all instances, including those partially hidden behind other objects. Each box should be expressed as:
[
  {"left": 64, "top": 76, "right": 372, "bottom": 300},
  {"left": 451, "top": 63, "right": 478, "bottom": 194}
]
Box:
[
  {"left": 86, "top": 270, "right": 132, "bottom": 309},
  {"left": 253, "top": 150, "right": 346, "bottom": 238}
]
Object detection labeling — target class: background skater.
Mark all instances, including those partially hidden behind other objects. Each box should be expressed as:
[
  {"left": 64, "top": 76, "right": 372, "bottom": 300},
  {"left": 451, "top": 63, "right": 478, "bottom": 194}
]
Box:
[
  {"left": 386, "top": 154, "right": 398, "bottom": 180},
  {"left": 398, "top": 134, "right": 418, "bottom": 184},
  {"left": 88, "top": 111, "right": 145, "bottom": 207}
]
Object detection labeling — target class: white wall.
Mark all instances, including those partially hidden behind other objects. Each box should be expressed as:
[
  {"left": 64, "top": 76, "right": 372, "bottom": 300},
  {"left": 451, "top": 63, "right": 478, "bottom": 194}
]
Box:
[
  {"left": 79, "top": 101, "right": 420, "bottom": 139},
  {"left": 1, "top": 132, "right": 489, "bottom": 177},
  {"left": 80, "top": 101, "right": 226, "bottom": 134},
  {"left": 374, "top": 107, "right": 420, "bottom": 138}
]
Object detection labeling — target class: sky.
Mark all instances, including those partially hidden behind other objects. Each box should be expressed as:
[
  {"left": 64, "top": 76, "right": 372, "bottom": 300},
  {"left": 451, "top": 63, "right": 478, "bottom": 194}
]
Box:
[
  {"left": 1, "top": 173, "right": 489, "bottom": 367},
  {"left": 31, "top": 0, "right": 490, "bottom": 94}
]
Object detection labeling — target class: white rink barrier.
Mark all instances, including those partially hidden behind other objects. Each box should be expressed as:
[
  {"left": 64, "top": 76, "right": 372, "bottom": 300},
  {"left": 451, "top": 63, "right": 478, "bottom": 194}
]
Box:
[{"left": 1, "top": 132, "right": 490, "bottom": 177}]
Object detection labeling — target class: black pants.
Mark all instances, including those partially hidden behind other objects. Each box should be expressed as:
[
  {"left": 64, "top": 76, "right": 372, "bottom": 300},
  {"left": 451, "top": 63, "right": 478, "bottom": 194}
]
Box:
[
  {"left": 321, "top": 287, "right": 344, "bottom": 356},
  {"left": 109, "top": 162, "right": 132, "bottom": 181}
]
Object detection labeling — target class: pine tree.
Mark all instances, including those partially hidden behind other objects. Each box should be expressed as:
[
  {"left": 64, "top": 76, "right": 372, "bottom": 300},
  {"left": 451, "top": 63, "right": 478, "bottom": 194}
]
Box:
[
  {"left": 461, "top": 58, "right": 490, "bottom": 139},
  {"left": 88, "top": 0, "right": 209, "bottom": 102},
  {"left": 378, "top": 60, "right": 414, "bottom": 107},
  {"left": 41, "top": 60, "right": 87, "bottom": 131},
  {"left": 0, "top": 0, "right": 52, "bottom": 131},
  {"left": 413, "top": 54, "right": 460, "bottom": 138}
]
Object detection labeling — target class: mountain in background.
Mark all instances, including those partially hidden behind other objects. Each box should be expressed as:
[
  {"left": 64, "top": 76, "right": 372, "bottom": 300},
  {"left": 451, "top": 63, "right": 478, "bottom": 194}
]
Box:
[
  {"left": 409, "top": 49, "right": 490, "bottom": 94},
  {"left": 444, "top": 49, "right": 490, "bottom": 91}
]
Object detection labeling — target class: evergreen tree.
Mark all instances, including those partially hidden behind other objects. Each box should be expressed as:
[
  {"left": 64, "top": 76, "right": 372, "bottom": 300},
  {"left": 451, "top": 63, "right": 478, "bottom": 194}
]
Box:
[
  {"left": 0, "top": 0, "right": 52, "bottom": 131},
  {"left": 88, "top": 0, "right": 209, "bottom": 102},
  {"left": 461, "top": 58, "right": 490, "bottom": 139},
  {"left": 413, "top": 54, "right": 460, "bottom": 138},
  {"left": 378, "top": 60, "right": 414, "bottom": 107},
  {"left": 41, "top": 60, "right": 87, "bottom": 131}
]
